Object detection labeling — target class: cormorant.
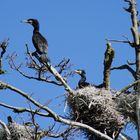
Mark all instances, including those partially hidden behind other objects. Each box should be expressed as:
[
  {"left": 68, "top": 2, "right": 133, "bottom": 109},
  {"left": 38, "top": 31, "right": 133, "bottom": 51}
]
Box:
[
  {"left": 7, "top": 116, "right": 13, "bottom": 123},
  {"left": 22, "top": 19, "right": 48, "bottom": 62},
  {"left": 74, "top": 69, "right": 90, "bottom": 88}
]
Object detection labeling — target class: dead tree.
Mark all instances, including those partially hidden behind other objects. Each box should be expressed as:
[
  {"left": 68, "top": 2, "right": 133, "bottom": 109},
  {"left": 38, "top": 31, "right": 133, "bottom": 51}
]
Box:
[{"left": 0, "top": 1, "right": 140, "bottom": 140}]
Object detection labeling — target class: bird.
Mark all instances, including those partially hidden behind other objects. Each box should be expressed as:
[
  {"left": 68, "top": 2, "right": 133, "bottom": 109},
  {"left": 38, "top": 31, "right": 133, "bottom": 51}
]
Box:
[
  {"left": 7, "top": 116, "right": 13, "bottom": 123},
  {"left": 7, "top": 116, "right": 35, "bottom": 140},
  {"left": 22, "top": 19, "right": 48, "bottom": 62},
  {"left": 74, "top": 69, "right": 90, "bottom": 88}
]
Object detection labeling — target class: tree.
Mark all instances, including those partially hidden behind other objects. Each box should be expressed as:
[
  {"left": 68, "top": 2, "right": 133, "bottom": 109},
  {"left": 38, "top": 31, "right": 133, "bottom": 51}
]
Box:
[{"left": 0, "top": 0, "right": 139, "bottom": 139}]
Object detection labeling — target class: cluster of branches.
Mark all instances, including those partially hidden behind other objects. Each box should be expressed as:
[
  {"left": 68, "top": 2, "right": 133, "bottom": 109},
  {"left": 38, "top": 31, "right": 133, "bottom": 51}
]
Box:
[{"left": 0, "top": 44, "right": 114, "bottom": 140}]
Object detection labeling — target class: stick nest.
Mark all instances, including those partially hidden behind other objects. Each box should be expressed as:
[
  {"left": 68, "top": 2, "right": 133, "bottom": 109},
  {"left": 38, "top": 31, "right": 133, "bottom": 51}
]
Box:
[{"left": 66, "top": 86, "right": 136, "bottom": 138}]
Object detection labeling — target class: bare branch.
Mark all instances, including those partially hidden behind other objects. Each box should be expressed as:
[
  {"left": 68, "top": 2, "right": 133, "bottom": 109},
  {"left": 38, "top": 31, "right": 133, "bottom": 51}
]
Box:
[
  {"left": 30, "top": 49, "right": 74, "bottom": 95},
  {"left": 106, "top": 38, "right": 134, "bottom": 47},
  {"left": 0, "top": 102, "right": 49, "bottom": 117},
  {"left": 41, "top": 127, "right": 72, "bottom": 139},
  {"left": 111, "top": 64, "right": 136, "bottom": 79},
  {"left": 114, "top": 79, "right": 140, "bottom": 97},
  {"left": 7, "top": 50, "right": 64, "bottom": 86},
  {"left": 106, "top": 39, "right": 131, "bottom": 44},
  {"left": 15, "top": 68, "right": 63, "bottom": 86},
  {"left": 124, "top": 0, "right": 139, "bottom": 46}
]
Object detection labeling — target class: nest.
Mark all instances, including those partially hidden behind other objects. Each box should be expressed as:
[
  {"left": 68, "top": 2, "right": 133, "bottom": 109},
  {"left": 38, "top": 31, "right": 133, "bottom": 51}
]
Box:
[
  {"left": 66, "top": 86, "right": 136, "bottom": 139},
  {"left": 0, "top": 121, "right": 39, "bottom": 140},
  {"left": 115, "top": 92, "right": 136, "bottom": 124}
]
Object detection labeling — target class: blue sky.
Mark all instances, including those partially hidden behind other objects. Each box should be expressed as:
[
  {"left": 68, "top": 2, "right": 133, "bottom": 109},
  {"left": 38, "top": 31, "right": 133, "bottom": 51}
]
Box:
[{"left": 0, "top": 0, "right": 138, "bottom": 139}]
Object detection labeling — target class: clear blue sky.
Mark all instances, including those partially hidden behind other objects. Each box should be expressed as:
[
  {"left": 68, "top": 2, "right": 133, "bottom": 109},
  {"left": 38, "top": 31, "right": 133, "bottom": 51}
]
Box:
[{"left": 0, "top": 0, "right": 138, "bottom": 139}]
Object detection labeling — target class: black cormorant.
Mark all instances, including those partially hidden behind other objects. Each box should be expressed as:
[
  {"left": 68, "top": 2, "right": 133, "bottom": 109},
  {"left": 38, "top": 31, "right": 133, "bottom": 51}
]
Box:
[
  {"left": 22, "top": 19, "right": 48, "bottom": 62},
  {"left": 7, "top": 116, "right": 13, "bottom": 123},
  {"left": 74, "top": 69, "right": 90, "bottom": 88}
]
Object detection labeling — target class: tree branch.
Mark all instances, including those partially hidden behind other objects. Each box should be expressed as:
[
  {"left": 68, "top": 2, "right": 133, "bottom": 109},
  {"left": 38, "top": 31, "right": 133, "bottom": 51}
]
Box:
[
  {"left": 114, "top": 79, "right": 140, "bottom": 97},
  {"left": 29, "top": 48, "right": 74, "bottom": 96},
  {"left": 15, "top": 68, "right": 63, "bottom": 86},
  {"left": 106, "top": 36, "right": 134, "bottom": 47},
  {"left": 39, "top": 127, "right": 72, "bottom": 139},
  {"left": 0, "top": 102, "right": 49, "bottom": 117},
  {"left": 111, "top": 64, "right": 136, "bottom": 79},
  {"left": 124, "top": 1, "right": 140, "bottom": 138}
]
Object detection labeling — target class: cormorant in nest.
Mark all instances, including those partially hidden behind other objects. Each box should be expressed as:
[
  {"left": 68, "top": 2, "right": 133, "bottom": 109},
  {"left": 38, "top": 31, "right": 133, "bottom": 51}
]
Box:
[
  {"left": 22, "top": 19, "right": 48, "bottom": 62},
  {"left": 74, "top": 69, "right": 90, "bottom": 88}
]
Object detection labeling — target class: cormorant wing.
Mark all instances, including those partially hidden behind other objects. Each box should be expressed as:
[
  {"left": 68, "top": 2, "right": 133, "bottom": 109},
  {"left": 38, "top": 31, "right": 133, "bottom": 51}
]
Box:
[{"left": 32, "top": 31, "right": 48, "bottom": 55}]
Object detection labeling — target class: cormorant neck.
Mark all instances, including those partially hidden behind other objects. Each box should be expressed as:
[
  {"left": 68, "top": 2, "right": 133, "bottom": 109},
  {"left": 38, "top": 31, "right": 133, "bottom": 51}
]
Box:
[
  {"left": 33, "top": 25, "right": 39, "bottom": 33},
  {"left": 80, "top": 74, "right": 86, "bottom": 82}
]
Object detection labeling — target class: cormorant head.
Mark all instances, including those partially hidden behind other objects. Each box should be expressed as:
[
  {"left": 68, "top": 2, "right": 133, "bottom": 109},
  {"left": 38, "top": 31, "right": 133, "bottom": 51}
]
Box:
[
  {"left": 22, "top": 19, "right": 39, "bottom": 30},
  {"left": 74, "top": 69, "right": 86, "bottom": 76}
]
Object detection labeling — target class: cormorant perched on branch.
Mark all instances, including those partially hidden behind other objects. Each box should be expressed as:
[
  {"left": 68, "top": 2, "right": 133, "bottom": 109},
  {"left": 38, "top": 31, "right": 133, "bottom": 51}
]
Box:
[
  {"left": 74, "top": 69, "right": 90, "bottom": 88},
  {"left": 22, "top": 19, "right": 48, "bottom": 62}
]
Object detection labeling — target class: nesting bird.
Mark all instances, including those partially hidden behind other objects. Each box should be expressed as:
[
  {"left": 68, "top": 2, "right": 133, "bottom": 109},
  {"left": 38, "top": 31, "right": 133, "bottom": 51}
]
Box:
[
  {"left": 74, "top": 69, "right": 90, "bottom": 88},
  {"left": 22, "top": 19, "right": 48, "bottom": 62},
  {"left": 7, "top": 116, "right": 35, "bottom": 140}
]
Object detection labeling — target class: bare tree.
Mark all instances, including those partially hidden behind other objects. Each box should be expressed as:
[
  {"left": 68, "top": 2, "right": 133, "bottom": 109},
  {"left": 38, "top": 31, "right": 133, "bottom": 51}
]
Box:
[{"left": 0, "top": 0, "right": 140, "bottom": 140}]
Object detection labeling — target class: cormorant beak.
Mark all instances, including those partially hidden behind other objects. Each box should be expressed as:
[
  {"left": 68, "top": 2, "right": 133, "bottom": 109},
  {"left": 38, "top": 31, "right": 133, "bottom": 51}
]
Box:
[
  {"left": 74, "top": 70, "right": 81, "bottom": 74},
  {"left": 21, "top": 20, "right": 32, "bottom": 24}
]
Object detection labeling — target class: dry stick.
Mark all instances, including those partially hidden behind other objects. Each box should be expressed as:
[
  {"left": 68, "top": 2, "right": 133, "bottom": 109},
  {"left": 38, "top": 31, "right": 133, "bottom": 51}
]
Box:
[
  {"left": 103, "top": 42, "right": 115, "bottom": 90},
  {"left": 0, "top": 81, "right": 113, "bottom": 140}
]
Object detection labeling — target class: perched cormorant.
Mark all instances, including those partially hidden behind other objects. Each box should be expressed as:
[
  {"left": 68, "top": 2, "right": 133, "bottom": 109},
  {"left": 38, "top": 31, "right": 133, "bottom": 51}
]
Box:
[
  {"left": 74, "top": 69, "right": 90, "bottom": 88},
  {"left": 22, "top": 19, "right": 48, "bottom": 62}
]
